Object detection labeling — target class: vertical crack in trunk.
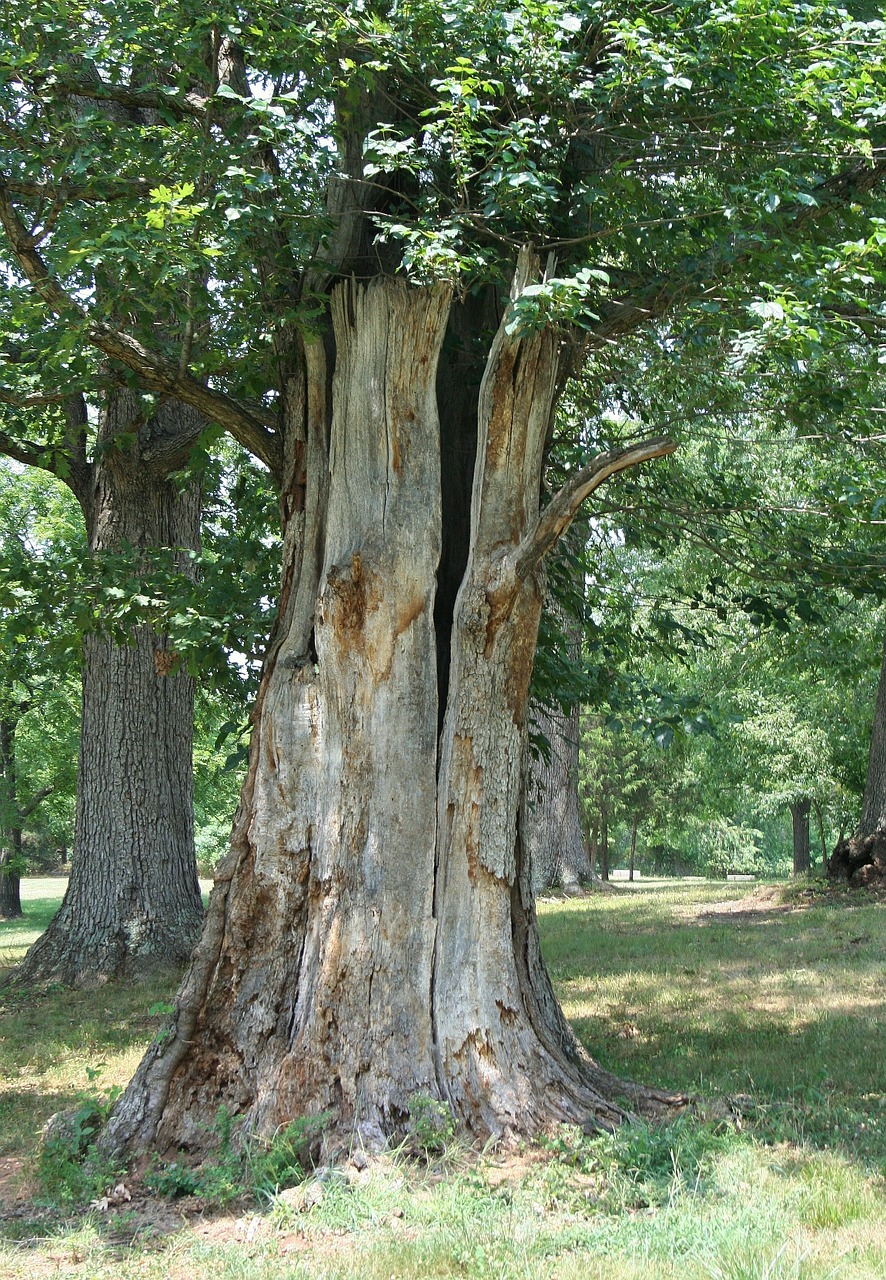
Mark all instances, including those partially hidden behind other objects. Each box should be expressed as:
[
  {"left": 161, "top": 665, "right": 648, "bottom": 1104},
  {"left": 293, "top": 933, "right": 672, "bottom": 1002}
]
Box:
[
  {"left": 103, "top": 265, "right": 683, "bottom": 1160},
  {"left": 434, "top": 291, "right": 500, "bottom": 736}
]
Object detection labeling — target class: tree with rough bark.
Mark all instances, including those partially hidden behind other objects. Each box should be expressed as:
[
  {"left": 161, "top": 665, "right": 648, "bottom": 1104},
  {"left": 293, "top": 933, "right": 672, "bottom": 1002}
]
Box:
[
  {"left": 3, "top": 1, "right": 885, "bottom": 1150},
  {"left": 527, "top": 697, "right": 594, "bottom": 891},
  {"left": 0, "top": 392, "right": 206, "bottom": 983},
  {"left": 527, "top": 597, "right": 595, "bottom": 891}
]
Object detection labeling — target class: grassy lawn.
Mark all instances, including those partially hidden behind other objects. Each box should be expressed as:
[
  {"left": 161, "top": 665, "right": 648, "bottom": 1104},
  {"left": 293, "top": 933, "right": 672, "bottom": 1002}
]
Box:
[{"left": 0, "top": 877, "right": 884, "bottom": 1279}]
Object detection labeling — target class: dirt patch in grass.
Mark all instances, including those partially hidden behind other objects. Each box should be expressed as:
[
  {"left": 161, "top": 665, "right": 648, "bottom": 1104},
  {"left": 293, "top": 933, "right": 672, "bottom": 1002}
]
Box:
[{"left": 691, "top": 886, "right": 795, "bottom": 925}]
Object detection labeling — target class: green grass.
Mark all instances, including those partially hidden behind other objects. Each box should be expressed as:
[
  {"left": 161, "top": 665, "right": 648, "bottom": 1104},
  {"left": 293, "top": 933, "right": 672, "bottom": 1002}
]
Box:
[{"left": 1, "top": 876, "right": 885, "bottom": 1279}]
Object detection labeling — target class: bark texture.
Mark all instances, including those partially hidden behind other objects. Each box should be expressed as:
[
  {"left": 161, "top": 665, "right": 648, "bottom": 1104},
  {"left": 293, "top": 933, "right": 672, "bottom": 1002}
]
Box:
[
  {"left": 0, "top": 838, "right": 22, "bottom": 920},
  {"left": 527, "top": 700, "right": 595, "bottom": 892},
  {"left": 15, "top": 394, "right": 204, "bottom": 984},
  {"left": 104, "top": 268, "right": 679, "bottom": 1159},
  {"left": 830, "top": 632, "right": 886, "bottom": 884}
]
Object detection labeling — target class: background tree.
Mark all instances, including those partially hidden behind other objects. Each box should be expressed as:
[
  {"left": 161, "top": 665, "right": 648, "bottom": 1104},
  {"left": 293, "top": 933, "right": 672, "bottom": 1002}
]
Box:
[{"left": 0, "top": 464, "right": 80, "bottom": 916}]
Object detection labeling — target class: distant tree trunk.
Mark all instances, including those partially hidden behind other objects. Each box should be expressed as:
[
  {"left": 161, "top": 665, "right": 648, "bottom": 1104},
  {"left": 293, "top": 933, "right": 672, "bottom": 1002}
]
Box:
[
  {"left": 526, "top": 698, "right": 595, "bottom": 892},
  {"left": 600, "top": 801, "right": 610, "bottom": 882},
  {"left": 0, "top": 832, "right": 23, "bottom": 921},
  {"left": 628, "top": 813, "right": 638, "bottom": 882},
  {"left": 0, "top": 717, "right": 23, "bottom": 920},
  {"left": 15, "top": 394, "right": 205, "bottom": 985},
  {"left": 830, "top": 632, "right": 886, "bottom": 884},
  {"left": 811, "top": 799, "right": 827, "bottom": 874},
  {"left": 589, "top": 816, "right": 599, "bottom": 871},
  {"left": 790, "top": 798, "right": 811, "bottom": 876}
]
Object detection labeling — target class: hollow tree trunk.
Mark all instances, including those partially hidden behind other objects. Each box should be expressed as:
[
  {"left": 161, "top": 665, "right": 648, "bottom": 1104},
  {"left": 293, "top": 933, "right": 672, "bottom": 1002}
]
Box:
[
  {"left": 830, "top": 631, "right": 886, "bottom": 884},
  {"left": 16, "top": 396, "right": 204, "bottom": 985},
  {"left": 105, "top": 271, "right": 676, "bottom": 1159},
  {"left": 790, "top": 798, "right": 811, "bottom": 876}
]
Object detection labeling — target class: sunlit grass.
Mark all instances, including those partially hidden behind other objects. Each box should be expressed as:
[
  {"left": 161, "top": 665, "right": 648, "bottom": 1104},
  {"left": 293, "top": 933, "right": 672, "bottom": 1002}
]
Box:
[{"left": 0, "top": 877, "right": 885, "bottom": 1279}]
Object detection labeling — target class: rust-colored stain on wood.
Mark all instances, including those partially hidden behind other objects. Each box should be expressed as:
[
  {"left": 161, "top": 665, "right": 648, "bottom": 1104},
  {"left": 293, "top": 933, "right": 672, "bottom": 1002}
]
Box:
[
  {"left": 504, "top": 590, "right": 542, "bottom": 723},
  {"left": 395, "top": 593, "right": 426, "bottom": 638}
]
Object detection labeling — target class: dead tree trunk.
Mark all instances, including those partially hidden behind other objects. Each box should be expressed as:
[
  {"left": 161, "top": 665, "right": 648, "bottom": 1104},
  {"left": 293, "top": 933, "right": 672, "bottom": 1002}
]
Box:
[
  {"left": 104, "top": 266, "right": 677, "bottom": 1158},
  {"left": 830, "top": 632, "right": 886, "bottom": 884}
]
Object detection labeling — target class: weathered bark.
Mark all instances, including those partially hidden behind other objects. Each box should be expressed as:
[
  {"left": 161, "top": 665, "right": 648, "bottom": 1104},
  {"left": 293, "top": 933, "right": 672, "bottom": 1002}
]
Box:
[
  {"left": 790, "top": 798, "right": 811, "bottom": 876},
  {"left": 830, "top": 632, "right": 886, "bottom": 884},
  {"left": 14, "top": 395, "right": 204, "bottom": 985},
  {"left": 628, "top": 814, "right": 638, "bottom": 882},
  {"left": 526, "top": 700, "right": 595, "bottom": 892},
  {"left": 104, "top": 267, "right": 679, "bottom": 1159}
]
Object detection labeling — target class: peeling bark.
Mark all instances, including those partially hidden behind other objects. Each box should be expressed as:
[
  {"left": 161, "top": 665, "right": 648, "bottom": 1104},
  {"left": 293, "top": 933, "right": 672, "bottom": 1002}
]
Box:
[{"left": 104, "top": 265, "right": 680, "bottom": 1160}]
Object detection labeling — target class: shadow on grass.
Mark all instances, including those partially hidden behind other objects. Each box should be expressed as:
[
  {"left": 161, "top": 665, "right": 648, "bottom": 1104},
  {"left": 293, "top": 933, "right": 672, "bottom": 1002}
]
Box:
[{"left": 539, "top": 893, "right": 886, "bottom": 1167}]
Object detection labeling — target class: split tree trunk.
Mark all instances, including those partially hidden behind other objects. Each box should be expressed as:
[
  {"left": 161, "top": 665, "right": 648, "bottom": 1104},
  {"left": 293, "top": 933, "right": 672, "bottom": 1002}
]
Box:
[
  {"left": 790, "top": 799, "right": 811, "bottom": 876},
  {"left": 830, "top": 632, "right": 886, "bottom": 884},
  {"left": 16, "top": 395, "right": 204, "bottom": 985},
  {"left": 105, "top": 271, "right": 677, "bottom": 1159}
]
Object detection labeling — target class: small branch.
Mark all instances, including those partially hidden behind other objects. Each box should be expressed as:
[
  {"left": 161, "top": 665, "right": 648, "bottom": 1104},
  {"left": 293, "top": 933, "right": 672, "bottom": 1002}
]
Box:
[
  {"left": 3, "top": 177, "right": 154, "bottom": 203},
  {"left": 515, "top": 436, "right": 678, "bottom": 579},
  {"left": 584, "top": 154, "right": 886, "bottom": 349},
  {"left": 0, "top": 427, "right": 57, "bottom": 472},
  {"left": 17, "top": 785, "right": 55, "bottom": 822},
  {"left": 22, "top": 72, "right": 211, "bottom": 121},
  {"left": 0, "top": 388, "right": 74, "bottom": 407},
  {"left": 0, "top": 181, "right": 282, "bottom": 476}
]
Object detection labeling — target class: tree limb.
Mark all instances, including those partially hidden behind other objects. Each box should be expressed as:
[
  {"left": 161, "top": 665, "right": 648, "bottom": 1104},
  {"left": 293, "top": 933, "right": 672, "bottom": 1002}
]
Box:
[
  {"left": 515, "top": 436, "right": 678, "bottom": 580},
  {"left": 17, "top": 785, "right": 54, "bottom": 823},
  {"left": 0, "top": 388, "right": 74, "bottom": 407},
  {"left": 0, "top": 427, "right": 55, "bottom": 471},
  {"left": 61, "top": 393, "right": 92, "bottom": 509},
  {"left": 20, "top": 72, "right": 211, "bottom": 121},
  {"left": 0, "top": 181, "right": 283, "bottom": 476},
  {"left": 584, "top": 154, "right": 886, "bottom": 348},
  {"left": 4, "top": 177, "right": 154, "bottom": 203}
]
